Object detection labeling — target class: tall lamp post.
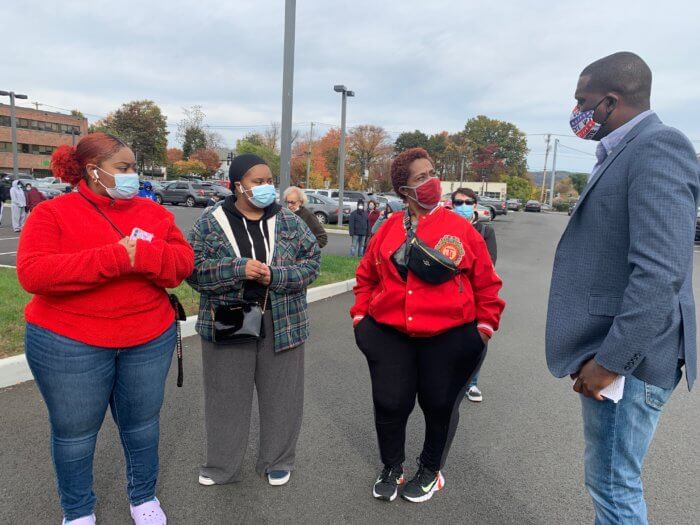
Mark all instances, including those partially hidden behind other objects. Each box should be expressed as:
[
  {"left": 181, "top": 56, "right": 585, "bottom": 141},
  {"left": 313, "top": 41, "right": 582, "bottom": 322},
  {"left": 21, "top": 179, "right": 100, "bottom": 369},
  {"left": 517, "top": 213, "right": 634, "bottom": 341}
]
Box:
[
  {"left": 278, "top": 0, "right": 296, "bottom": 197},
  {"left": 333, "top": 85, "right": 354, "bottom": 226},
  {"left": 0, "top": 90, "right": 29, "bottom": 176}
]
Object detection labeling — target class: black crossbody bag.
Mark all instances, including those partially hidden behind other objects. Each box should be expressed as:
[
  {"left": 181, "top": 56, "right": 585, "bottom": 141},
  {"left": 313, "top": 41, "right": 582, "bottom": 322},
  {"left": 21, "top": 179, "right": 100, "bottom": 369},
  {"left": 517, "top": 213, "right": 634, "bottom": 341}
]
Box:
[
  {"left": 391, "top": 212, "right": 460, "bottom": 284},
  {"left": 79, "top": 192, "right": 187, "bottom": 387}
]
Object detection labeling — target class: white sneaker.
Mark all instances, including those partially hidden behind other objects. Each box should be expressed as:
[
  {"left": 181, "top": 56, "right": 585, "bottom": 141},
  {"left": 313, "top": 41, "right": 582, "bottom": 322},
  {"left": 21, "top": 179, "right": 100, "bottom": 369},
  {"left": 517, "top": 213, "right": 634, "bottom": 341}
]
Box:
[
  {"left": 198, "top": 475, "right": 216, "bottom": 486},
  {"left": 63, "top": 515, "right": 96, "bottom": 525},
  {"left": 467, "top": 386, "right": 483, "bottom": 402},
  {"left": 267, "top": 470, "right": 291, "bottom": 486}
]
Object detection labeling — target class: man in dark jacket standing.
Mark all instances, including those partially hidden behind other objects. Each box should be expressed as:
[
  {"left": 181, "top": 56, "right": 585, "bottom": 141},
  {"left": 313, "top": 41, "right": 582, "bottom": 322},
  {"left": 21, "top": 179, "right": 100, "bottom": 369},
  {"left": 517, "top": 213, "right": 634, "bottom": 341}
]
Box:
[
  {"left": 283, "top": 186, "right": 328, "bottom": 248},
  {"left": 349, "top": 199, "right": 369, "bottom": 257}
]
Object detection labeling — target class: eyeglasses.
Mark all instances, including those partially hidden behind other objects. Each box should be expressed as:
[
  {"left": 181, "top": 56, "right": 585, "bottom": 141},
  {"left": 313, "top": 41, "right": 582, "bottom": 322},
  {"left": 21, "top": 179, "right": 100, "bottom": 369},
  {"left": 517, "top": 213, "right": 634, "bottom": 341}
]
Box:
[
  {"left": 285, "top": 200, "right": 299, "bottom": 205},
  {"left": 452, "top": 199, "right": 475, "bottom": 206}
]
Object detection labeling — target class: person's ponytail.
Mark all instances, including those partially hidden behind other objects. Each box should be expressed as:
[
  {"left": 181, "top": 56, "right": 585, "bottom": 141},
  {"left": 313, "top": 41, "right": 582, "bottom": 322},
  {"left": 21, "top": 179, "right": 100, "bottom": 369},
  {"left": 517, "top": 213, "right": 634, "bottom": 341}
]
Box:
[{"left": 50, "top": 133, "right": 128, "bottom": 186}]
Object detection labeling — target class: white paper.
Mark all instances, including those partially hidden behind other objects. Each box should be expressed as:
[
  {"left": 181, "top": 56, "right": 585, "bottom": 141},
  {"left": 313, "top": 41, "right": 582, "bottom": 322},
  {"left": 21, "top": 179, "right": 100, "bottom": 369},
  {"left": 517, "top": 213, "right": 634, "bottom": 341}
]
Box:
[{"left": 572, "top": 375, "right": 625, "bottom": 403}]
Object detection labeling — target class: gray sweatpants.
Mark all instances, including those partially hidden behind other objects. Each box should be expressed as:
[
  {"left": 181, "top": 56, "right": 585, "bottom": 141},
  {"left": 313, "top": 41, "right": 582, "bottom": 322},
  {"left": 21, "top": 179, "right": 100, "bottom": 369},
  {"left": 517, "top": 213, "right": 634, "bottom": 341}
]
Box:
[
  {"left": 11, "top": 204, "right": 26, "bottom": 232},
  {"left": 200, "top": 312, "right": 305, "bottom": 483}
]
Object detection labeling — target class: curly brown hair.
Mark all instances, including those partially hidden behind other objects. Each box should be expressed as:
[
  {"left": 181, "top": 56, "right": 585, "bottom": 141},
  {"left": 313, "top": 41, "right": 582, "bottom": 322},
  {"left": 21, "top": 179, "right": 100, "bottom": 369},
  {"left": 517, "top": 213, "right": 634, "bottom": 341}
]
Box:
[{"left": 390, "top": 147, "right": 433, "bottom": 196}]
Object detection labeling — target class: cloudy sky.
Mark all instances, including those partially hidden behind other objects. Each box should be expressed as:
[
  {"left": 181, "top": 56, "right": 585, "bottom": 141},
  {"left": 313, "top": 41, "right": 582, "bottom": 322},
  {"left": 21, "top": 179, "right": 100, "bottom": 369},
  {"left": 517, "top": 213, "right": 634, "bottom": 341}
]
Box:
[{"left": 3, "top": 0, "right": 699, "bottom": 173}]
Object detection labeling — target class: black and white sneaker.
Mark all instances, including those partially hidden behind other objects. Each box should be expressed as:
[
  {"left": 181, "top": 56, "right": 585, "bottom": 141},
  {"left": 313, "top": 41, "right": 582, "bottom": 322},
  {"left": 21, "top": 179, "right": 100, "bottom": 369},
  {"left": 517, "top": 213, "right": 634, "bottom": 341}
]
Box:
[
  {"left": 466, "top": 386, "right": 483, "bottom": 402},
  {"left": 401, "top": 460, "right": 445, "bottom": 503},
  {"left": 372, "top": 465, "right": 405, "bottom": 501}
]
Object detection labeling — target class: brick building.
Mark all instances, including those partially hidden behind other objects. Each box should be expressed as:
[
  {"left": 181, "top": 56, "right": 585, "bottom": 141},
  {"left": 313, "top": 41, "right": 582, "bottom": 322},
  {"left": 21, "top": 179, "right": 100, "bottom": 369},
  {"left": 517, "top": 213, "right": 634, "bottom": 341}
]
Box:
[{"left": 0, "top": 104, "right": 88, "bottom": 177}]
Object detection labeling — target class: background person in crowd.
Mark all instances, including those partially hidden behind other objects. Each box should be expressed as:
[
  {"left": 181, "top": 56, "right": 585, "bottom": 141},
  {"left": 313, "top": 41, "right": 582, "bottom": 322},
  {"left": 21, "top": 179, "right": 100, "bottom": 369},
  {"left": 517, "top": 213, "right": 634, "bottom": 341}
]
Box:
[
  {"left": 451, "top": 187, "right": 497, "bottom": 403},
  {"left": 284, "top": 186, "right": 328, "bottom": 248},
  {"left": 187, "top": 154, "right": 320, "bottom": 489},
  {"left": 16, "top": 133, "right": 194, "bottom": 525},
  {"left": 351, "top": 148, "right": 505, "bottom": 503},
  {"left": 371, "top": 202, "right": 395, "bottom": 236},
  {"left": 25, "top": 182, "right": 47, "bottom": 212},
  {"left": 0, "top": 180, "right": 8, "bottom": 226},
  {"left": 10, "top": 179, "right": 27, "bottom": 232},
  {"left": 367, "top": 200, "right": 381, "bottom": 233},
  {"left": 349, "top": 199, "right": 369, "bottom": 257},
  {"left": 138, "top": 180, "right": 157, "bottom": 202},
  {"left": 547, "top": 52, "right": 700, "bottom": 525}
]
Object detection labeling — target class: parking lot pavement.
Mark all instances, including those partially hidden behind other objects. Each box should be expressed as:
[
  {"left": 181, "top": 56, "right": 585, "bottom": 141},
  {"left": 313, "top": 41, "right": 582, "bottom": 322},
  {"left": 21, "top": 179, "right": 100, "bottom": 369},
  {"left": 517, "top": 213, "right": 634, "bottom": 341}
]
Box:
[{"left": 1, "top": 211, "right": 698, "bottom": 524}]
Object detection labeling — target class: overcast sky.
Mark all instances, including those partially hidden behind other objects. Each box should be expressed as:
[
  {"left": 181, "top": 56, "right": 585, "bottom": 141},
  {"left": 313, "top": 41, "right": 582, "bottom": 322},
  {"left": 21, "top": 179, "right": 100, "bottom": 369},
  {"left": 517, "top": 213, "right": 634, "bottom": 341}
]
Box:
[{"left": 3, "top": 0, "right": 699, "bottom": 173}]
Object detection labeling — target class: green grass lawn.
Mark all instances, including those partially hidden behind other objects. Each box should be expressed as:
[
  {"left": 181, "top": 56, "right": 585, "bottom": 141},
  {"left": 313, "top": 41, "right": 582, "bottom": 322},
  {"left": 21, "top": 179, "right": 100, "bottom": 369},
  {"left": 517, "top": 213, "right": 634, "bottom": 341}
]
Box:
[{"left": 0, "top": 255, "right": 359, "bottom": 359}]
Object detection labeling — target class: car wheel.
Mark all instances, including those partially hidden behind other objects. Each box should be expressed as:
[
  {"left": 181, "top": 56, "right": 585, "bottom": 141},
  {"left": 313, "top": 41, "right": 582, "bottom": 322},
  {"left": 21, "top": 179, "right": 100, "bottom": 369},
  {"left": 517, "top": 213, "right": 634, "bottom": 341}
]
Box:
[
  {"left": 155, "top": 195, "right": 163, "bottom": 205},
  {"left": 185, "top": 196, "right": 195, "bottom": 207},
  {"left": 315, "top": 212, "right": 328, "bottom": 224}
]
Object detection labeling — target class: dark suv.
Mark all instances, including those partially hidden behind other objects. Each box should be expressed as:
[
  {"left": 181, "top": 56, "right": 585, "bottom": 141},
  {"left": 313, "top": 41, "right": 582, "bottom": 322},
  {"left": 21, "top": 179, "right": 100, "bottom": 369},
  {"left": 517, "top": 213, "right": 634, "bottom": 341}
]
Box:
[
  {"left": 479, "top": 196, "right": 508, "bottom": 218},
  {"left": 157, "top": 181, "right": 216, "bottom": 207}
]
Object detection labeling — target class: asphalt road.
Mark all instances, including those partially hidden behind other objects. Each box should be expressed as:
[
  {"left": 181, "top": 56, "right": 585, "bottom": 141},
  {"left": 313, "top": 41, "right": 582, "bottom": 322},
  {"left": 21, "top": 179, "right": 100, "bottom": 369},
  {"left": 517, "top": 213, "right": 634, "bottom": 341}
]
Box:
[
  {"left": 1, "top": 212, "right": 699, "bottom": 524},
  {"left": 0, "top": 203, "right": 350, "bottom": 267}
]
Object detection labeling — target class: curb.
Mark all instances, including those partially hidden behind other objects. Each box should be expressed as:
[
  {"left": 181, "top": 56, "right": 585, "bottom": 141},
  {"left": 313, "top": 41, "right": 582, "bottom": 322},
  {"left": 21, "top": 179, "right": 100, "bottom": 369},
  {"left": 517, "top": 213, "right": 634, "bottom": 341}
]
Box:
[{"left": 0, "top": 278, "right": 357, "bottom": 389}]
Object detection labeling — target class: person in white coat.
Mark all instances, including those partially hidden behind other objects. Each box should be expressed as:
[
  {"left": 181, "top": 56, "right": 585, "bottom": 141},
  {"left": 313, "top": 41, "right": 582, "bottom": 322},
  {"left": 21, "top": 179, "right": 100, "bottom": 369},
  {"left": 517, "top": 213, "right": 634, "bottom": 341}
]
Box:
[{"left": 10, "top": 180, "right": 27, "bottom": 232}]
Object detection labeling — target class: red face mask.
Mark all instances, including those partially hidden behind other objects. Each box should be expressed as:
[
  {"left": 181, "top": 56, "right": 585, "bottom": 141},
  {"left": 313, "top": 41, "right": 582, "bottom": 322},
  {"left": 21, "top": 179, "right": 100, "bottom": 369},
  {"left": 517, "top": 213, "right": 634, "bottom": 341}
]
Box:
[{"left": 402, "top": 177, "right": 442, "bottom": 209}]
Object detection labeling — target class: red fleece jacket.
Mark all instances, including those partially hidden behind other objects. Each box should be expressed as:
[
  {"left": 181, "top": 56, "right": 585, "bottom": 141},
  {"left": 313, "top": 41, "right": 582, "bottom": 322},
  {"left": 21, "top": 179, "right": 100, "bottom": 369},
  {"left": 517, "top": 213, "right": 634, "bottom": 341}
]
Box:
[{"left": 17, "top": 181, "right": 194, "bottom": 348}]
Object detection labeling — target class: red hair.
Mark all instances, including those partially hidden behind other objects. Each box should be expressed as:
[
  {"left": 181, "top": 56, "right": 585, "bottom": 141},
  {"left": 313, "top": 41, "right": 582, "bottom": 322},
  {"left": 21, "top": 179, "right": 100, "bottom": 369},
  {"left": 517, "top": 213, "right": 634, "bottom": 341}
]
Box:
[
  {"left": 390, "top": 147, "right": 433, "bottom": 195},
  {"left": 51, "top": 132, "right": 128, "bottom": 186}
]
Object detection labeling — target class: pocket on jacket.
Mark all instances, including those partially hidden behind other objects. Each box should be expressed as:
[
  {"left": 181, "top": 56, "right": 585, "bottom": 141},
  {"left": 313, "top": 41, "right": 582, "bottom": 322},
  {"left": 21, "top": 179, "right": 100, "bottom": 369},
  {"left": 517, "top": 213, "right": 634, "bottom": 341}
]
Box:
[{"left": 588, "top": 294, "right": 622, "bottom": 317}]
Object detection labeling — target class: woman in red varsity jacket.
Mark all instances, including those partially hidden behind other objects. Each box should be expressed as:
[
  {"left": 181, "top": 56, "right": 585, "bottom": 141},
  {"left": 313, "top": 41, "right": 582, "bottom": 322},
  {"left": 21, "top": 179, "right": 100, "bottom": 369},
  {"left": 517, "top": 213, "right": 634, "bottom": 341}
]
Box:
[
  {"left": 16, "top": 133, "right": 194, "bottom": 525},
  {"left": 350, "top": 148, "right": 506, "bottom": 503}
]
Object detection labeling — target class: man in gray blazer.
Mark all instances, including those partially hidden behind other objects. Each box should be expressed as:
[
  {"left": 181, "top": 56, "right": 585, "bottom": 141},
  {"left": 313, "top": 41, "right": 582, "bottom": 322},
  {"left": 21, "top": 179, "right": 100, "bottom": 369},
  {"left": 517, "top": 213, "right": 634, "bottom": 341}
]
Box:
[{"left": 547, "top": 52, "right": 699, "bottom": 524}]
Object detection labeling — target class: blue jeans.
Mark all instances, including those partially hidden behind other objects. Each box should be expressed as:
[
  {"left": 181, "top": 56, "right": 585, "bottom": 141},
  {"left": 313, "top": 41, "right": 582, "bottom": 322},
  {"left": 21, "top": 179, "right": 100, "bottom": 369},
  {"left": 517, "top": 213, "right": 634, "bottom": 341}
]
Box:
[
  {"left": 468, "top": 345, "right": 486, "bottom": 387},
  {"left": 580, "top": 364, "right": 682, "bottom": 525},
  {"left": 25, "top": 323, "right": 176, "bottom": 521},
  {"left": 350, "top": 235, "right": 366, "bottom": 257}
]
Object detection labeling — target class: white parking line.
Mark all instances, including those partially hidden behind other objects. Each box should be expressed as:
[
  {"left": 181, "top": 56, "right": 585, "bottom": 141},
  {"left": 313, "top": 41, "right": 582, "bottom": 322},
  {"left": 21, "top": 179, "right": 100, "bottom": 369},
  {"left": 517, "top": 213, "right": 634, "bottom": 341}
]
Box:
[
  {"left": 0, "top": 251, "right": 17, "bottom": 255},
  {"left": 0, "top": 237, "right": 20, "bottom": 241}
]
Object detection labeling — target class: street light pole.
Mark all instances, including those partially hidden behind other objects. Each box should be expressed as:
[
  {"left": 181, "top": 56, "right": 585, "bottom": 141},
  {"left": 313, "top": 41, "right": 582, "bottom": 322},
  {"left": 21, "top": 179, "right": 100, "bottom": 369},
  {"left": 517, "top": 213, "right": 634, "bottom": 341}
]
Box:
[
  {"left": 278, "top": 0, "right": 296, "bottom": 197},
  {"left": 305, "top": 121, "right": 314, "bottom": 188},
  {"left": 549, "top": 139, "right": 559, "bottom": 207},
  {"left": 0, "top": 90, "right": 29, "bottom": 176},
  {"left": 334, "top": 85, "right": 354, "bottom": 226}
]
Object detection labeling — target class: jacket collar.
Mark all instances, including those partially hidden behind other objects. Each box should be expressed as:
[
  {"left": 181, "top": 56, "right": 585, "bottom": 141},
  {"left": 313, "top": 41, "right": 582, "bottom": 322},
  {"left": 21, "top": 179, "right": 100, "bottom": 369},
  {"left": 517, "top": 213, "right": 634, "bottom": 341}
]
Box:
[{"left": 76, "top": 179, "right": 135, "bottom": 210}]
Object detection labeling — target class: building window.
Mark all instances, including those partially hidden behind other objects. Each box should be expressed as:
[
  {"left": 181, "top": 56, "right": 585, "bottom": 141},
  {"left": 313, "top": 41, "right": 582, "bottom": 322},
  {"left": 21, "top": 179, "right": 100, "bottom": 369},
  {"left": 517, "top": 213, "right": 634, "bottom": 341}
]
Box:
[
  {"left": 0, "top": 115, "right": 80, "bottom": 135},
  {"left": 0, "top": 141, "right": 56, "bottom": 156}
]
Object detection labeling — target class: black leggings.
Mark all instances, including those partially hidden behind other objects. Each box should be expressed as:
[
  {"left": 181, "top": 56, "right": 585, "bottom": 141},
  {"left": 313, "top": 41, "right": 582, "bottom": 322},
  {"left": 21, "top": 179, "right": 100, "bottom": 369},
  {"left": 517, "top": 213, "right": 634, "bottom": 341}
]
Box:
[{"left": 354, "top": 316, "right": 485, "bottom": 472}]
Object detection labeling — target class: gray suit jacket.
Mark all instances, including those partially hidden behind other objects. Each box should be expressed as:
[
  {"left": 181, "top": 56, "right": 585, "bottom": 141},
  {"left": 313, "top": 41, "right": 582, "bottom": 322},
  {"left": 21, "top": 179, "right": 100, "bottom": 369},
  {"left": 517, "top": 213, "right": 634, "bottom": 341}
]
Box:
[{"left": 546, "top": 114, "right": 699, "bottom": 390}]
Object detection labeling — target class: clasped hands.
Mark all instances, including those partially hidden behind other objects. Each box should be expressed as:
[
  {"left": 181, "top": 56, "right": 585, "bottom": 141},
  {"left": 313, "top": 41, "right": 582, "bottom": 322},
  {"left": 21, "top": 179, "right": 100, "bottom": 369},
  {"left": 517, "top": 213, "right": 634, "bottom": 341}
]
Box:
[
  {"left": 571, "top": 358, "right": 619, "bottom": 401},
  {"left": 245, "top": 259, "right": 271, "bottom": 285}
]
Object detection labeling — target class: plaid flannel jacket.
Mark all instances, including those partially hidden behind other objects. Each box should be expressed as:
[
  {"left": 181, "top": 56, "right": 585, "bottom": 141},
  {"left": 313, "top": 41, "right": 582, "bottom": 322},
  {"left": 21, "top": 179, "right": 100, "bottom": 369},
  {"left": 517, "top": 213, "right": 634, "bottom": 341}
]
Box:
[{"left": 186, "top": 203, "right": 321, "bottom": 352}]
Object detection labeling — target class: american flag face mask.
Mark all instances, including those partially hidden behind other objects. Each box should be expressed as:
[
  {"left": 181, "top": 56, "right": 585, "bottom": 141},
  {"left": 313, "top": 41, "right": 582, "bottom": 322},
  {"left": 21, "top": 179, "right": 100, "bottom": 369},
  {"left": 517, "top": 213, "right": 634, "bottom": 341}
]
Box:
[{"left": 569, "top": 97, "right": 609, "bottom": 140}]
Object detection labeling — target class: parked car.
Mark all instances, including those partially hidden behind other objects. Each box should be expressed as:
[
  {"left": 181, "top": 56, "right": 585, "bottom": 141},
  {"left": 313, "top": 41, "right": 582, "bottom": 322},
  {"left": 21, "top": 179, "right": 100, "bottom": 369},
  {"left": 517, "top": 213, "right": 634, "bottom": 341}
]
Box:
[
  {"left": 308, "top": 189, "right": 371, "bottom": 210},
  {"left": 524, "top": 200, "right": 542, "bottom": 212},
  {"left": 479, "top": 196, "right": 508, "bottom": 217},
  {"left": 506, "top": 199, "right": 522, "bottom": 211},
  {"left": 31, "top": 179, "right": 70, "bottom": 199},
  {"left": 1, "top": 172, "right": 35, "bottom": 199},
  {"left": 304, "top": 193, "right": 351, "bottom": 224},
  {"left": 200, "top": 182, "right": 233, "bottom": 199},
  {"left": 568, "top": 200, "right": 579, "bottom": 216},
  {"left": 158, "top": 180, "right": 216, "bottom": 207},
  {"left": 372, "top": 195, "right": 405, "bottom": 212}
]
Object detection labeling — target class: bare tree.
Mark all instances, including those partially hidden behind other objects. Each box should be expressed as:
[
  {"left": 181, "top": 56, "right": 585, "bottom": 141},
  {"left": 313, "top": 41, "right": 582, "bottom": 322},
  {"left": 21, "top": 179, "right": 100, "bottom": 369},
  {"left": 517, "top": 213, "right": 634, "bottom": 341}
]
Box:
[{"left": 347, "top": 125, "right": 394, "bottom": 175}]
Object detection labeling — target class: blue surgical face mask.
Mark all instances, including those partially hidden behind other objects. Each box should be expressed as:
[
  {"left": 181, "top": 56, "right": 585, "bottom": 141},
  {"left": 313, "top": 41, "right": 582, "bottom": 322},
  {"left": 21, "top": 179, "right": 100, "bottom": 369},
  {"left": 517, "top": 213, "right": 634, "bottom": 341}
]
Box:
[
  {"left": 94, "top": 167, "right": 140, "bottom": 200},
  {"left": 242, "top": 183, "right": 276, "bottom": 208},
  {"left": 455, "top": 203, "right": 474, "bottom": 219}
]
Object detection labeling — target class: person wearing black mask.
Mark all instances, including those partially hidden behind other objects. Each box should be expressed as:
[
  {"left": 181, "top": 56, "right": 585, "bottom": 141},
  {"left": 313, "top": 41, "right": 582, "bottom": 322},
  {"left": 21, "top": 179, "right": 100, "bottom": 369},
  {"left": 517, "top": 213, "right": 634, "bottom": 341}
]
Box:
[
  {"left": 187, "top": 154, "right": 321, "bottom": 488},
  {"left": 349, "top": 199, "right": 370, "bottom": 257}
]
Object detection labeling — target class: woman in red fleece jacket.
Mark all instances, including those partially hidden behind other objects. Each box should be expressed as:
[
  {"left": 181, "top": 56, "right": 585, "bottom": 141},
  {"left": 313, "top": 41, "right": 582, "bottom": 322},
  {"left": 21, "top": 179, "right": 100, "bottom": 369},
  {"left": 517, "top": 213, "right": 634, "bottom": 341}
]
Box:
[
  {"left": 16, "top": 133, "right": 193, "bottom": 525},
  {"left": 351, "top": 148, "right": 505, "bottom": 504}
]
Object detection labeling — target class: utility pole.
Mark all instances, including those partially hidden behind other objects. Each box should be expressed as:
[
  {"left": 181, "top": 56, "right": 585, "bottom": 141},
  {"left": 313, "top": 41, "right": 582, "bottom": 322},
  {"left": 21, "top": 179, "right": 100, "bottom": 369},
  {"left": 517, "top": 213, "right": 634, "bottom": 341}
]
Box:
[
  {"left": 459, "top": 155, "right": 465, "bottom": 184},
  {"left": 0, "top": 90, "right": 29, "bottom": 176},
  {"left": 278, "top": 0, "right": 296, "bottom": 196},
  {"left": 334, "top": 85, "right": 354, "bottom": 226},
  {"left": 540, "top": 133, "right": 551, "bottom": 203},
  {"left": 305, "top": 121, "right": 314, "bottom": 188},
  {"left": 549, "top": 138, "right": 559, "bottom": 207},
  {"left": 33, "top": 102, "right": 40, "bottom": 110}
]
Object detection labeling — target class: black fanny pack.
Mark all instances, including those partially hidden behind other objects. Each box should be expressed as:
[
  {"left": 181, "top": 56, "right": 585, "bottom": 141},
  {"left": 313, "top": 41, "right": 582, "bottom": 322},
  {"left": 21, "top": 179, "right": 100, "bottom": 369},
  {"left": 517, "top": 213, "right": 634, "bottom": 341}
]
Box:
[
  {"left": 391, "top": 213, "right": 460, "bottom": 284},
  {"left": 212, "top": 289, "right": 268, "bottom": 344}
]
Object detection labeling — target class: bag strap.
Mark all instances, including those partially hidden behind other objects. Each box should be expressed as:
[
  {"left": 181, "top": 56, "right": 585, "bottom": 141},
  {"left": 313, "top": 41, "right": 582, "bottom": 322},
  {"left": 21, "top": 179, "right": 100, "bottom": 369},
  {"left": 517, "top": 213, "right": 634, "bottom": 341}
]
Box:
[{"left": 79, "top": 191, "right": 125, "bottom": 238}]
